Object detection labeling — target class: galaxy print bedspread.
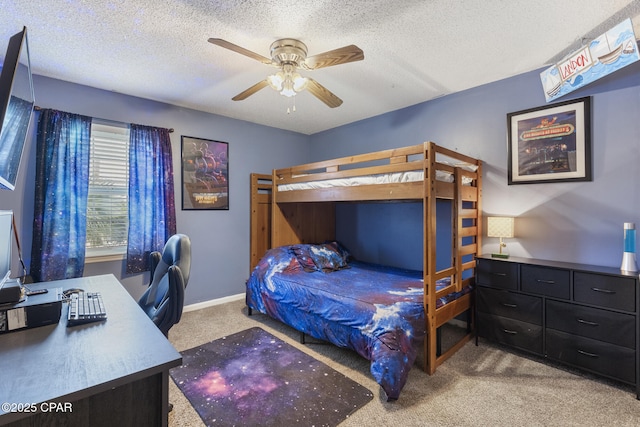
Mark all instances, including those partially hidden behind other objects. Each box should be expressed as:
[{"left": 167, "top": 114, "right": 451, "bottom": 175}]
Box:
[{"left": 246, "top": 244, "right": 431, "bottom": 400}]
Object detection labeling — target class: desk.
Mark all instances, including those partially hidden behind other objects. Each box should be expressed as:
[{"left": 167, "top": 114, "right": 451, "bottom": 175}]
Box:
[{"left": 0, "top": 274, "right": 182, "bottom": 426}]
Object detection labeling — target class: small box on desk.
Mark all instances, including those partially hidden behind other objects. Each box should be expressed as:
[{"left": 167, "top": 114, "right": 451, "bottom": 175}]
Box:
[
  {"left": 0, "top": 277, "right": 22, "bottom": 304},
  {"left": 0, "top": 287, "right": 63, "bottom": 334}
]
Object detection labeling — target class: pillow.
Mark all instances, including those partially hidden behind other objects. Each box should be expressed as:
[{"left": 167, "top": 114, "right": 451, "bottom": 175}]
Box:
[
  {"left": 282, "top": 255, "right": 303, "bottom": 274},
  {"left": 455, "top": 162, "right": 479, "bottom": 172},
  {"left": 438, "top": 159, "right": 479, "bottom": 172},
  {"left": 291, "top": 242, "right": 351, "bottom": 273},
  {"left": 309, "top": 242, "right": 349, "bottom": 272},
  {"left": 324, "top": 241, "right": 351, "bottom": 263},
  {"left": 290, "top": 244, "right": 319, "bottom": 272}
]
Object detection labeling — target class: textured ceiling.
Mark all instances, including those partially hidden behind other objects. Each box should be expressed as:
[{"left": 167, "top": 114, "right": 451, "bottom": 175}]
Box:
[{"left": 1, "top": 0, "right": 639, "bottom": 135}]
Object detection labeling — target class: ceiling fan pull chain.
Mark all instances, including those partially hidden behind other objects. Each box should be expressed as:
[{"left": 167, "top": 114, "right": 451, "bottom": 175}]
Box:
[{"left": 286, "top": 96, "right": 298, "bottom": 114}]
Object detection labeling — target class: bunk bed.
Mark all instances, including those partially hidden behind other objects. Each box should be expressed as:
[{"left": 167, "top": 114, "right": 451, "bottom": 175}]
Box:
[
  {"left": 249, "top": 173, "right": 272, "bottom": 272},
  {"left": 247, "top": 141, "right": 482, "bottom": 400}
]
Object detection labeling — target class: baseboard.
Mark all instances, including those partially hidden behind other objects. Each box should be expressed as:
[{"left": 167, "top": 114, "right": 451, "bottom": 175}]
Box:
[{"left": 183, "top": 293, "right": 245, "bottom": 313}]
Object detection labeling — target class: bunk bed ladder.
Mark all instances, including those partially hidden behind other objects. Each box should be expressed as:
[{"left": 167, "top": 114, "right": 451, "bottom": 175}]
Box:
[
  {"left": 431, "top": 162, "right": 464, "bottom": 375},
  {"left": 423, "top": 141, "right": 438, "bottom": 375},
  {"left": 424, "top": 151, "right": 483, "bottom": 375},
  {"left": 453, "top": 167, "right": 463, "bottom": 293}
]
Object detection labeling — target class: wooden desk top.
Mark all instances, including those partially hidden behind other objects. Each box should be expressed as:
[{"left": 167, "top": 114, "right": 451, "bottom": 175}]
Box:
[{"left": 0, "top": 274, "right": 181, "bottom": 421}]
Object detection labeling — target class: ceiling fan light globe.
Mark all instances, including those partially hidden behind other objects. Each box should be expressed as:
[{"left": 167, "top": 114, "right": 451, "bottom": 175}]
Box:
[
  {"left": 280, "top": 78, "right": 296, "bottom": 97},
  {"left": 267, "top": 72, "right": 284, "bottom": 91},
  {"left": 292, "top": 74, "right": 308, "bottom": 92}
]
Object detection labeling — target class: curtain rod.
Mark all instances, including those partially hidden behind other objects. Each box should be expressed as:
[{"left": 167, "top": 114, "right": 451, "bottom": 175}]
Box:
[{"left": 33, "top": 105, "right": 174, "bottom": 133}]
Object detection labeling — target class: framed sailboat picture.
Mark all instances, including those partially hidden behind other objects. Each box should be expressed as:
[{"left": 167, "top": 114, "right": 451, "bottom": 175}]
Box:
[
  {"left": 507, "top": 97, "right": 591, "bottom": 185},
  {"left": 540, "top": 18, "right": 639, "bottom": 102}
]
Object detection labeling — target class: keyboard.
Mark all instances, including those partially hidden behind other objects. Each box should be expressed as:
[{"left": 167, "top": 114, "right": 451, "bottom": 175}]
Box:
[{"left": 67, "top": 291, "right": 107, "bottom": 326}]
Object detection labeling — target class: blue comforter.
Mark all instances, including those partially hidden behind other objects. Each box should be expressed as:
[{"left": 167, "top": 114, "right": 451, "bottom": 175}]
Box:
[{"left": 246, "top": 246, "right": 433, "bottom": 400}]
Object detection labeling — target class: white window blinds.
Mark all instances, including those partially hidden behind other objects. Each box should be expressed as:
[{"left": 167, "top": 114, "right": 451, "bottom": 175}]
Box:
[{"left": 85, "top": 121, "right": 130, "bottom": 257}]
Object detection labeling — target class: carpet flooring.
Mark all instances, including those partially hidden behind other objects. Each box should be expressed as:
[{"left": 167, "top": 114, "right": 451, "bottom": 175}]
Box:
[
  {"left": 170, "top": 327, "right": 373, "bottom": 426},
  {"left": 168, "top": 298, "right": 639, "bottom": 426}
]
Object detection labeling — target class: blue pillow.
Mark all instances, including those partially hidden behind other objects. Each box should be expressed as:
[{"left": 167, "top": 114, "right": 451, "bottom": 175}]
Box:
[
  {"left": 309, "top": 243, "right": 349, "bottom": 272},
  {"left": 290, "top": 245, "right": 320, "bottom": 272}
]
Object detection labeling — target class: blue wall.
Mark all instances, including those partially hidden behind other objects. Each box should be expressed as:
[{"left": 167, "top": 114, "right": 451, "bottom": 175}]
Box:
[
  {"left": 0, "top": 75, "right": 311, "bottom": 305},
  {"left": 313, "top": 62, "right": 640, "bottom": 270},
  {"left": 335, "top": 200, "right": 453, "bottom": 272},
  {"left": 2, "top": 60, "right": 638, "bottom": 306}
]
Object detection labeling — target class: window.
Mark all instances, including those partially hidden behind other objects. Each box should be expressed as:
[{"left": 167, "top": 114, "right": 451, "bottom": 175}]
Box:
[{"left": 85, "top": 121, "right": 130, "bottom": 259}]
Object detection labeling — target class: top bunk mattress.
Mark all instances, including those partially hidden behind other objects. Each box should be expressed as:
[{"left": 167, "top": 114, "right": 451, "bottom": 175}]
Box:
[{"left": 278, "top": 168, "right": 474, "bottom": 192}]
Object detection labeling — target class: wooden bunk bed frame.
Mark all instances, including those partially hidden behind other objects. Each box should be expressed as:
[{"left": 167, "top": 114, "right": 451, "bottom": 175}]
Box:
[
  {"left": 250, "top": 141, "right": 482, "bottom": 375},
  {"left": 249, "top": 173, "right": 272, "bottom": 272}
]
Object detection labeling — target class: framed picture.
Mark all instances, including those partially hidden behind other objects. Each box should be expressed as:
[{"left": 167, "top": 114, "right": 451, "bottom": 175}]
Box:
[
  {"left": 181, "top": 136, "right": 229, "bottom": 210},
  {"left": 507, "top": 96, "right": 591, "bottom": 185}
]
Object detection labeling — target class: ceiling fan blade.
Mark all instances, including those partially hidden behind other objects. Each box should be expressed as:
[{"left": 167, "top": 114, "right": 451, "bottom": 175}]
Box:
[
  {"left": 232, "top": 80, "right": 269, "bottom": 101},
  {"left": 208, "top": 38, "right": 273, "bottom": 65},
  {"left": 305, "top": 79, "right": 343, "bottom": 108},
  {"left": 302, "top": 45, "right": 364, "bottom": 70}
]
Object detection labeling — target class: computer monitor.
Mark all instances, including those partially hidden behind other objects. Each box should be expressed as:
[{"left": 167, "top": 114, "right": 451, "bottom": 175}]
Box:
[{"left": 0, "top": 210, "right": 12, "bottom": 288}]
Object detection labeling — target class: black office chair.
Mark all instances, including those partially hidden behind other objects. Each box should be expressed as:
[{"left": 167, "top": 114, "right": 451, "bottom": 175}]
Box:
[{"left": 138, "top": 234, "right": 191, "bottom": 337}]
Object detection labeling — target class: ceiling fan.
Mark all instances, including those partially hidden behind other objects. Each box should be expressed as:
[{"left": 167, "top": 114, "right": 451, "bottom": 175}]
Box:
[{"left": 208, "top": 38, "right": 364, "bottom": 108}]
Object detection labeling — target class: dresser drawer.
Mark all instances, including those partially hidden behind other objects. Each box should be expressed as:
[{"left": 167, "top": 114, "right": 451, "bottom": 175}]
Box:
[
  {"left": 546, "top": 329, "right": 635, "bottom": 384},
  {"left": 476, "top": 258, "right": 518, "bottom": 290},
  {"left": 478, "top": 312, "right": 542, "bottom": 355},
  {"left": 477, "top": 286, "right": 542, "bottom": 325},
  {"left": 574, "top": 272, "right": 636, "bottom": 312},
  {"left": 521, "top": 265, "right": 570, "bottom": 299},
  {"left": 546, "top": 300, "right": 635, "bottom": 349}
]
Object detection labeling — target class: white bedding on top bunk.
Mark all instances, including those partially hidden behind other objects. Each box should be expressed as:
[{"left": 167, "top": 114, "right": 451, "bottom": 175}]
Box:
[{"left": 278, "top": 169, "right": 474, "bottom": 192}]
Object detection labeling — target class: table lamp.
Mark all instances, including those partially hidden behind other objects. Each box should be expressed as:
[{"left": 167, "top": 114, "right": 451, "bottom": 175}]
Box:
[{"left": 487, "top": 216, "right": 514, "bottom": 259}]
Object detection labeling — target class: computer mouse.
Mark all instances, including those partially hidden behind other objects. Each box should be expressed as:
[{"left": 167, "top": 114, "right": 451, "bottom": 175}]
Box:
[{"left": 63, "top": 288, "right": 84, "bottom": 297}]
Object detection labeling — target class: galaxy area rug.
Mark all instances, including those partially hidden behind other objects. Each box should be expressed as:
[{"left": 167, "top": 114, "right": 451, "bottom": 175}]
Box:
[{"left": 170, "top": 327, "right": 373, "bottom": 426}]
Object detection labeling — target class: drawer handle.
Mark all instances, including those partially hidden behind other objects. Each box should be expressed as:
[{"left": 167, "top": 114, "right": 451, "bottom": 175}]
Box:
[
  {"left": 501, "top": 303, "right": 517, "bottom": 308},
  {"left": 536, "top": 279, "right": 555, "bottom": 284},
  {"left": 577, "top": 349, "right": 599, "bottom": 358},
  {"left": 491, "top": 272, "right": 507, "bottom": 277},
  {"left": 576, "top": 318, "right": 599, "bottom": 327},
  {"left": 502, "top": 329, "right": 518, "bottom": 335},
  {"left": 590, "top": 287, "right": 615, "bottom": 295}
]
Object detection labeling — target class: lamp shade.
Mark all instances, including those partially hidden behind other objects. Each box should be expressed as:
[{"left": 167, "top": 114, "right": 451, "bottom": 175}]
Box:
[{"left": 487, "top": 217, "right": 514, "bottom": 238}]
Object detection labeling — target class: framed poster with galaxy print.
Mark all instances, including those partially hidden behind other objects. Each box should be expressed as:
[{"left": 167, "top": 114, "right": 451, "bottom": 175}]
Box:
[
  {"left": 181, "top": 136, "right": 229, "bottom": 210},
  {"left": 507, "top": 96, "right": 591, "bottom": 185}
]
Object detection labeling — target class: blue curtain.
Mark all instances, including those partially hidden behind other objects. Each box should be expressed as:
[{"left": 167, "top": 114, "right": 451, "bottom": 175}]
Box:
[
  {"left": 126, "top": 124, "right": 176, "bottom": 274},
  {"left": 30, "top": 109, "right": 91, "bottom": 282}
]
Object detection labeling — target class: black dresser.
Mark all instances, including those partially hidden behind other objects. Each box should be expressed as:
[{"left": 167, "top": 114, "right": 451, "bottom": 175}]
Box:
[{"left": 476, "top": 254, "right": 639, "bottom": 399}]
